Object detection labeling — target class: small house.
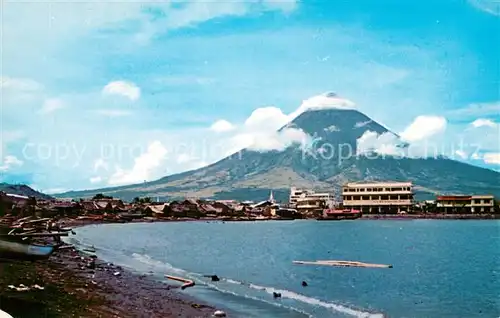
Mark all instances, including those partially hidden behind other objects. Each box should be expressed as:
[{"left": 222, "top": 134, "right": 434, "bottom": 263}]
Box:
[{"left": 144, "top": 203, "right": 169, "bottom": 217}]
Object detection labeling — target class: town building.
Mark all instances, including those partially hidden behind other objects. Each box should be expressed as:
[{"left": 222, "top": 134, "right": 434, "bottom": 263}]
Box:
[
  {"left": 289, "top": 187, "right": 334, "bottom": 215},
  {"left": 436, "top": 195, "right": 495, "bottom": 214},
  {"left": 289, "top": 187, "right": 333, "bottom": 205},
  {"left": 342, "top": 181, "right": 413, "bottom": 214}
]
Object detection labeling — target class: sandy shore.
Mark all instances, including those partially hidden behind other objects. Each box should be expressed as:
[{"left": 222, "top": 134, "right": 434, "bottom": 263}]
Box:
[{"left": 0, "top": 228, "right": 220, "bottom": 318}]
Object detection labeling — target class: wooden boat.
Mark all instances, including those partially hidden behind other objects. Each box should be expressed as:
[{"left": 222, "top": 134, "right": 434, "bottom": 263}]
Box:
[
  {"left": 293, "top": 260, "right": 392, "bottom": 268},
  {"left": 316, "top": 209, "right": 362, "bottom": 220},
  {"left": 0, "top": 239, "right": 56, "bottom": 261}
]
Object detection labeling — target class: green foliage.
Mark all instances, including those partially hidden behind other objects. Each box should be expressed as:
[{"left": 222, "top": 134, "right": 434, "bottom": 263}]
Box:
[
  {"left": 92, "top": 193, "right": 113, "bottom": 200},
  {"left": 133, "top": 197, "right": 152, "bottom": 204}
]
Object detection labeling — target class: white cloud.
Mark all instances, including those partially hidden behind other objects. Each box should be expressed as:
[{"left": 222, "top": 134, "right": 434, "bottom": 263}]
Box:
[
  {"left": 245, "top": 128, "right": 309, "bottom": 152},
  {"left": 89, "top": 176, "right": 102, "bottom": 184},
  {"left": 108, "top": 141, "right": 168, "bottom": 185},
  {"left": 483, "top": 153, "right": 500, "bottom": 165},
  {"left": 210, "top": 119, "right": 235, "bottom": 133},
  {"left": 102, "top": 81, "right": 141, "bottom": 101},
  {"left": 468, "top": 0, "right": 500, "bottom": 16},
  {"left": 289, "top": 92, "right": 356, "bottom": 120},
  {"left": 244, "top": 107, "right": 290, "bottom": 131},
  {"left": 450, "top": 101, "right": 500, "bottom": 117},
  {"left": 356, "top": 115, "right": 450, "bottom": 158},
  {"left": 399, "top": 115, "right": 447, "bottom": 142},
  {"left": 1, "top": 76, "right": 43, "bottom": 104},
  {"left": 0, "top": 76, "right": 43, "bottom": 92},
  {"left": 40, "top": 98, "right": 65, "bottom": 114},
  {"left": 94, "top": 109, "right": 133, "bottom": 117},
  {"left": 470, "top": 118, "right": 498, "bottom": 128},
  {"left": 356, "top": 131, "right": 402, "bottom": 156},
  {"left": 133, "top": 1, "right": 298, "bottom": 43},
  {"left": 213, "top": 92, "right": 358, "bottom": 154},
  {"left": 0, "top": 155, "right": 24, "bottom": 171},
  {"left": 224, "top": 104, "right": 311, "bottom": 153}
]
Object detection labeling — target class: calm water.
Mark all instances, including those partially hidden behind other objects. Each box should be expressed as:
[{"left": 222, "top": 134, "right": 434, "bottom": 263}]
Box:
[{"left": 68, "top": 220, "right": 500, "bottom": 318}]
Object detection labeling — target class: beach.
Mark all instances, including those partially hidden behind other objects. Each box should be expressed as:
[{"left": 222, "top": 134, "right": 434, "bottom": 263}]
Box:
[{"left": 0, "top": 235, "right": 216, "bottom": 318}]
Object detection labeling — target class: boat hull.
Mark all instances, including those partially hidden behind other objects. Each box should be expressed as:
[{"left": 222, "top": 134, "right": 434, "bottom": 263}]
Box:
[
  {"left": 0, "top": 240, "right": 55, "bottom": 261},
  {"left": 316, "top": 214, "right": 361, "bottom": 221}
]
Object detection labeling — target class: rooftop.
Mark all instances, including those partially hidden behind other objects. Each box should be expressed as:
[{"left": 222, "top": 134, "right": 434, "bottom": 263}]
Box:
[{"left": 344, "top": 181, "right": 412, "bottom": 187}]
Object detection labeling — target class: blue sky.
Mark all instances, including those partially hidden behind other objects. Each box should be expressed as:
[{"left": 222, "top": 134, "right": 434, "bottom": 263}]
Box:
[{"left": 1, "top": 0, "right": 499, "bottom": 193}]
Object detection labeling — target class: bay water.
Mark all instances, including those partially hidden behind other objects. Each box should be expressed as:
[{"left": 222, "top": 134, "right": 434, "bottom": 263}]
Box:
[{"left": 68, "top": 220, "right": 500, "bottom": 318}]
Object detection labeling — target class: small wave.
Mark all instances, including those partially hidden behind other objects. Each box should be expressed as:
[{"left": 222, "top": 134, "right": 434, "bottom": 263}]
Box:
[
  {"left": 225, "top": 278, "right": 245, "bottom": 285},
  {"left": 129, "top": 255, "right": 382, "bottom": 318},
  {"left": 218, "top": 277, "right": 382, "bottom": 317},
  {"left": 66, "top": 237, "right": 97, "bottom": 251},
  {"left": 131, "top": 253, "right": 186, "bottom": 275},
  {"left": 248, "top": 283, "right": 383, "bottom": 318},
  {"left": 203, "top": 281, "right": 314, "bottom": 318}
]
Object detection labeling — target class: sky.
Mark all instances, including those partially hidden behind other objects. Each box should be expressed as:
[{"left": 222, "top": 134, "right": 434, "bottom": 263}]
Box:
[{"left": 1, "top": 0, "right": 499, "bottom": 193}]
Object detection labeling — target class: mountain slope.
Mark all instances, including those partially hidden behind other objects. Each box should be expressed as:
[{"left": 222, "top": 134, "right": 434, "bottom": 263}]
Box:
[
  {"left": 57, "top": 109, "right": 500, "bottom": 201},
  {"left": 0, "top": 183, "right": 54, "bottom": 200}
]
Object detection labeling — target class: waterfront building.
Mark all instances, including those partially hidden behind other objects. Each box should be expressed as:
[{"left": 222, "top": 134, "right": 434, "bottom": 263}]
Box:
[
  {"left": 289, "top": 187, "right": 334, "bottom": 214},
  {"left": 342, "top": 181, "right": 413, "bottom": 214},
  {"left": 289, "top": 187, "right": 333, "bottom": 205},
  {"left": 436, "top": 195, "right": 495, "bottom": 213}
]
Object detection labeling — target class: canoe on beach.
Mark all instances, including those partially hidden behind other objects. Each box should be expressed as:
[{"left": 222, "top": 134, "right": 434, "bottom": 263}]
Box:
[
  {"left": 0, "top": 239, "right": 56, "bottom": 261},
  {"left": 0, "top": 309, "right": 13, "bottom": 318},
  {"left": 293, "top": 260, "right": 393, "bottom": 268}
]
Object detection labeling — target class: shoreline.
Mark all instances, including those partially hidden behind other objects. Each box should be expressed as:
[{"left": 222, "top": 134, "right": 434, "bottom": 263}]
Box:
[
  {"left": 0, "top": 224, "right": 223, "bottom": 318},
  {"left": 60, "top": 213, "right": 500, "bottom": 229},
  {"left": 360, "top": 213, "right": 500, "bottom": 220},
  {"left": 51, "top": 246, "right": 219, "bottom": 318}
]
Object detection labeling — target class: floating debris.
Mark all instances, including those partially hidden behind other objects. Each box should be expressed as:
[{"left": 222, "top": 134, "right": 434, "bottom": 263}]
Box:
[
  {"left": 293, "top": 260, "right": 393, "bottom": 268},
  {"left": 165, "top": 275, "right": 195, "bottom": 289},
  {"left": 213, "top": 310, "right": 227, "bottom": 317},
  {"left": 204, "top": 275, "right": 220, "bottom": 281}
]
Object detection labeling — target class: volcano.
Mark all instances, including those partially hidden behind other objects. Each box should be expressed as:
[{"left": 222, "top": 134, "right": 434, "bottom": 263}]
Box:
[{"left": 57, "top": 108, "right": 500, "bottom": 202}]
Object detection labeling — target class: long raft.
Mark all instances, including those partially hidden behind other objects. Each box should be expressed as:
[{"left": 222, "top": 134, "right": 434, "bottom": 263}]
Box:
[{"left": 293, "top": 260, "right": 393, "bottom": 268}]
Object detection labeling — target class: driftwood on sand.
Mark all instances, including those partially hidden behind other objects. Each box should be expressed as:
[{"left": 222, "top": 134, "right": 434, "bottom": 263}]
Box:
[{"left": 165, "top": 275, "right": 195, "bottom": 289}]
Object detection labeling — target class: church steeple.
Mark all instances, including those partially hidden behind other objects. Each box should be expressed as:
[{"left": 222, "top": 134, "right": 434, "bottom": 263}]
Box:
[{"left": 269, "top": 190, "right": 275, "bottom": 203}]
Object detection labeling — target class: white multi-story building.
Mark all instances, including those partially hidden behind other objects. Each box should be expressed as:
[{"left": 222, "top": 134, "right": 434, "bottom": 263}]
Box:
[
  {"left": 342, "top": 181, "right": 414, "bottom": 214},
  {"left": 289, "top": 187, "right": 335, "bottom": 214}
]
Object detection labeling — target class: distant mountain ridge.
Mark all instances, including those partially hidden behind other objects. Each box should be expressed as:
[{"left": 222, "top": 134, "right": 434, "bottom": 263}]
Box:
[
  {"left": 0, "top": 183, "right": 54, "bottom": 200},
  {"left": 57, "top": 108, "right": 500, "bottom": 202}
]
